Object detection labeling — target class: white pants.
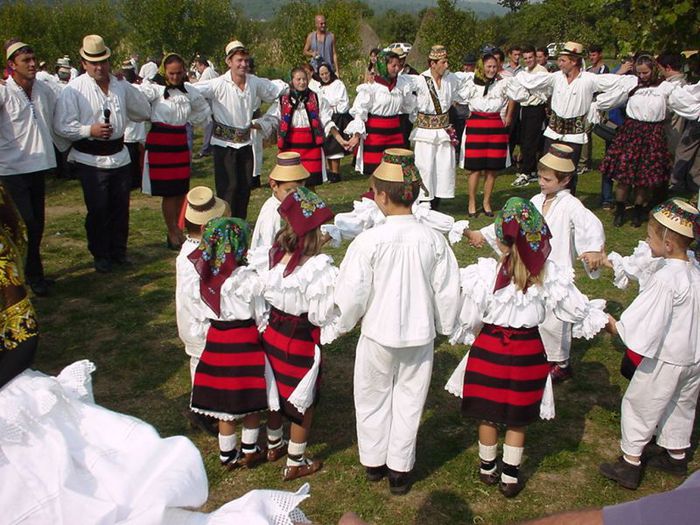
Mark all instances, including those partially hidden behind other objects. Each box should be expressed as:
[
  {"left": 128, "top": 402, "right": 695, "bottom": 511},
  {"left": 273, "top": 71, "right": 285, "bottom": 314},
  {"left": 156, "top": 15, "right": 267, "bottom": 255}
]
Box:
[
  {"left": 353, "top": 335, "right": 434, "bottom": 472},
  {"left": 414, "top": 140, "right": 455, "bottom": 200},
  {"left": 620, "top": 357, "right": 700, "bottom": 456},
  {"left": 538, "top": 308, "right": 572, "bottom": 363}
]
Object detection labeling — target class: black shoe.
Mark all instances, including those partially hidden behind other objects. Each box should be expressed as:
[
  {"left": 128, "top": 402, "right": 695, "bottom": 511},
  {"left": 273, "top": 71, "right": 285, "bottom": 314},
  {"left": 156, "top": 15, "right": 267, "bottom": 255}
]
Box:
[
  {"left": 387, "top": 468, "right": 411, "bottom": 495},
  {"left": 467, "top": 209, "right": 479, "bottom": 218},
  {"left": 613, "top": 202, "right": 626, "bottom": 227},
  {"left": 481, "top": 207, "right": 494, "bottom": 217},
  {"left": 479, "top": 469, "right": 499, "bottom": 486},
  {"left": 111, "top": 255, "right": 134, "bottom": 267},
  {"left": 328, "top": 172, "right": 341, "bottom": 184},
  {"left": 365, "top": 464, "right": 387, "bottom": 482},
  {"left": 599, "top": 456, "right": 642, "bottom": 490},
  {"left": 250, "top": 177, "right": 261, "bottom": 189},
  {"left": 646, "top": 452, "right": 688, "bottom": 477},
  {"left": 631, "top": 205, "right": 645, "bottom": 228},
  {"left": 499, "top": 480, "right": 524, "bottom": 498},
  {"left": 94, "top": 258, "right": 112, "bottom": 273},
  {"left": 29, "top": 278, "right": 51, "bottom": 297}
]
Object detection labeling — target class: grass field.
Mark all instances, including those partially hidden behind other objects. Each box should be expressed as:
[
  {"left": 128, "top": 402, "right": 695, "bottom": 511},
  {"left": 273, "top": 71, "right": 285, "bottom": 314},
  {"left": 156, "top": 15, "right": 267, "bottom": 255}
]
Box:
[{"left": 34, "top": 136, "right": 698, "bottom": 524}]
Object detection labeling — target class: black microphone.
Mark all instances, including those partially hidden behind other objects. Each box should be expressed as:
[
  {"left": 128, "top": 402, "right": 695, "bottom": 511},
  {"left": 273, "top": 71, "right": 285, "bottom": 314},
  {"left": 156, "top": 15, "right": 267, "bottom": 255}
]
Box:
[{"left": 103, "top": 108, "right": 111, "bottom": 125}]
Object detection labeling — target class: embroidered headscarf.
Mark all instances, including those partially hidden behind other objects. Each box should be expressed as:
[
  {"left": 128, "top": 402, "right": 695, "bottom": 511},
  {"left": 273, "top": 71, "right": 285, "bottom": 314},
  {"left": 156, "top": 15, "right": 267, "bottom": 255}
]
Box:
[
  {"left": 188, "top": 217, "right": 250, "bottom": 316},
  {"left": 651, "top": 198, "right": 700, "bottom": 262},
  {"left": 374, "top": 51, "right": 397, "bottom": 91},
  {"left": 269, "top": 187, "right": 334, "bottom": 277},
  {"left": 494, "top": 197, "right": 552, "bottom": 292},
  {"left": 152, "top": 52, "right": 188, "bottom": 98}
]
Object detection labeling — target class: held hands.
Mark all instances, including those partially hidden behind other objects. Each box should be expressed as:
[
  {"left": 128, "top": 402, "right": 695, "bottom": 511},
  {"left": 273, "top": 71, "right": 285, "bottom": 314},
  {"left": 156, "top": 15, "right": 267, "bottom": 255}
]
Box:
[
  {"left": 90, "top": 122, "right": 113, "bottom": 140},
  {"left": 579, "top": 251, "right": 605, "bottom": 271},
  {"left": 464, "top": 230, "right": 486, "bottom": 248},
  {"left": 604, "top": 313, "right": 618, "bottom": 336},
  {"left": 346, "top": 134, "right": 361, "bottom": 150}
]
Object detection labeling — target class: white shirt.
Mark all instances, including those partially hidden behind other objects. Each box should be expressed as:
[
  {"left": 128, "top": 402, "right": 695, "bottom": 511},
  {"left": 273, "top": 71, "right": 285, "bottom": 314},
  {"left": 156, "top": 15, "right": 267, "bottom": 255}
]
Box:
[
  {"left": 667, "top": 83, "right": 700, "bottom": 122},
  {"left": 138, "top": 61, "right": 158, "bottom": 81},
  {"left": 334, "top": 214, "right": 461, "bottom": 348},
  {"left": 0, "top": 77, "right": 57, "bottom": 175},
  {"left": 193, "top": 73, "right": 287, "bottom": 149},
  {"left": 259, "top": 91, "right": 336, "bottom": 139},
  {"left": 176, "top": 238, "right": 206, "bottom": 358},
  {"left": 197, "top": 66, "right": 218, "bottom": 82},
  {"left": 250, "top": 195, "right": 282, "bottom": 250},
  {"left": 450, "top": 258, "right": 607, "bottom": 346},
  {"left": 518, "top": 65, "right": 548, "bottom": 107},
  {"left": 346, "top": 77, "right": 415, "bottom": 136},
  {"left": 318, "top": 78, "right": 350, "bottom": 114},
  {"left": 124, "top": 120, "right": 146, "bottom": 143},
  {"left": 596, "top": 77, "right": 678, "bottom": 123},
  {"left": 462, "top": 75, "right": 511, "bottom": 116},
  {"left": 54, "top": 74, "right": 151, "bottom": 168},
  {"left": 138, "top": 81, "right": 211, "bottom": 127}
]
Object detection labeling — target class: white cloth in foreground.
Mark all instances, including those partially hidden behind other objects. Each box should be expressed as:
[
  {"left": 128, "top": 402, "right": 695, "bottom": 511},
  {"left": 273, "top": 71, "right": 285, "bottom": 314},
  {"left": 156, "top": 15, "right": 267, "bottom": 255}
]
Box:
[
  {"left": 0, "top": 360, "right": 310, "bottom": 525},
  {"left": 251, "top": 195, "right": 283, "bottom": 250},
  {"left": 176, "top": 237, "right": 206, "bottom": 382}
]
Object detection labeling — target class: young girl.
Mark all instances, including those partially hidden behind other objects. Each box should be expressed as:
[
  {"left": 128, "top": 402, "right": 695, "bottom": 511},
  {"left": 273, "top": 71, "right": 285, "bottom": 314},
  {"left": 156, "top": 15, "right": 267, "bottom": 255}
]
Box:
[
  {"left": 250, "top": 187, "right": 339, "bottom": 481},
  {"left": 316, "top": 62, "right": 352, "bottom": 183},
  {"left": 446, "top": 197, "right": 607, "bottom": 497},
  {"left": 187, "top": 217, "right": 269, "bottom": 469}
]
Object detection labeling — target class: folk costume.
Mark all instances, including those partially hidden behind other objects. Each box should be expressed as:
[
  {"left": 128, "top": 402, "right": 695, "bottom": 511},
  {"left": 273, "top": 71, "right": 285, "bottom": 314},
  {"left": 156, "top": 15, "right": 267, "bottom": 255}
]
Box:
[
  {"left": 138, "top": 54, "right": 211, "bottom": 197},
  {"left": 600, "top": 200, "right": 700, "bottom": 490},
  {"left": 317, "top": 68, "right": 352, "bottom": 182},
  {"left": 333, "top": 150, "right": 461, "bottom": 485},
  {"left": 347, "top": 55, "right": 415, "bottom": 175},
  {"left": 250, "top": 152, "right": 310, "bottom": 251}
]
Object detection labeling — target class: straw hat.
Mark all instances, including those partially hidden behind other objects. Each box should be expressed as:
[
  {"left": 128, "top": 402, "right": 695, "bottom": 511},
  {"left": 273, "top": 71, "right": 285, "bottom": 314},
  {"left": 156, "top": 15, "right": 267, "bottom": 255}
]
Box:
[
  {"left": 5, "top": 41, "right": 30, "bottom": 61},
  {"left": 652, "top": 199, "right": 699, "bottom": 239},
  {"left": 389, "top": 46, "right": 408, "bottom": 59},
  {"left": 373, "top": 148, "right": 418, "bottom": 183},
  {"left": 225, "top": 40, "right": 247, "bottom": 58},
  {"left": 558, "top": 42, "right": 584, "bottom": 57},
  {"left": 79, "top": 35, "right": 111, "bottom": 62},
  {"left": 539, "top": 144, "right": 576, "bottom": 173},
  {"left": 428, "top": 45, "right": 448, "bottom": 61},
  {"left": 269, "top": 152, "right": 310, "bottom": 182},
  {"left": 121, "top": 59, "right": 134, "bottom": 70},
  {"left": 184, "top": 186, "right": 228, "bottom": 225}
]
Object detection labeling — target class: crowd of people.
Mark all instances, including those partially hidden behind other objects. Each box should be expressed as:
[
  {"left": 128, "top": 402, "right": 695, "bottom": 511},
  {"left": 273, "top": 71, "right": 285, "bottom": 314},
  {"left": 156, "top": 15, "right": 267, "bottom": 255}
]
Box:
[{"left": 1, "top": 20, "right": 700, "bottom": 525}]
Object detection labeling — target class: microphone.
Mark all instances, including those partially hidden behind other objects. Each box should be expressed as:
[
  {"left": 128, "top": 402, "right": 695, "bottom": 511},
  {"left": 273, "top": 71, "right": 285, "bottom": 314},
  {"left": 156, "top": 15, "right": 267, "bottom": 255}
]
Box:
[{"left": 103, "top": 108, "right": 111, "bottom": 125}]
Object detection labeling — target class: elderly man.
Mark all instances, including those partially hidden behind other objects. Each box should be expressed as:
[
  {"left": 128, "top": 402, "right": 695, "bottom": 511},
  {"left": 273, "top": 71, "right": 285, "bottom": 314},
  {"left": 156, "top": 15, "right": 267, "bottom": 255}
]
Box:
[
  {"left": 0, "top": 40, "right": 59, "bottom": 295},
  {"left": 303, "top": 14, "right": 339, "bottom": 75},
  {"left": 54, "top": 35, "right": 150, "bottom": 273},
  {"left": 193, "top": 40, "right": 286, "bottom": 219}
]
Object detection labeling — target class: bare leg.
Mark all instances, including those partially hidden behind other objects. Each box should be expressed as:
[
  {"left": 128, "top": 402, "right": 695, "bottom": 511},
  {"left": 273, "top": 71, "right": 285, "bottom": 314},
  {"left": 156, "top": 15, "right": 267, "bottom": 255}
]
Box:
[
  {"left": 468, "top": 170, "right": 481, "bottom": 214},
  {"left": 163, "top": 195, "right": 186, "bottom": 245},
  {"left": 290, "top": 407, "right": 314, "bottom": 444},
  {"left": 615, "top": 182, "right": 630, "bottom": 203},
  {"left": 328, "top": 158, "right": 340, "bottom": 173},
  {"left": 219, "top": 420, "right": 236, "bottom": 436},
  {"left": 483, "top": 170, "right": 496, "bottom": 213},
  {"left": 478, "top": 421, "right": 499, "bottom": 446},
  {"left": 504, "top": 426, "right": 526, "bottom": 447}
]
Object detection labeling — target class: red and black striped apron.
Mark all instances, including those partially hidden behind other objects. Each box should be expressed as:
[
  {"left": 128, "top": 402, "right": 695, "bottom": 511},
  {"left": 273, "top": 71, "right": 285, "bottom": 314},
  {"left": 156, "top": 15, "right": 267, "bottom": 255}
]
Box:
[
  {"left": 462, "top": 323, "right": 549, "bottom": 427},
  {"left": 280, "top": 127, "right": 324, "bottom": 187},
  {"left": 145, "top": 121, "right": 190, "bottom": 196},
  {"left": 261, "top": 306, "right": 321, "bottom": 425},
  {"left": 362, "top": 114, "right": 406, "bottom": 175},
  {"left": 464, "top": 111, "right": 508, "bottom": 172},
  {"left": 190, "top": 318, "right": 268, "bottom": 418}
]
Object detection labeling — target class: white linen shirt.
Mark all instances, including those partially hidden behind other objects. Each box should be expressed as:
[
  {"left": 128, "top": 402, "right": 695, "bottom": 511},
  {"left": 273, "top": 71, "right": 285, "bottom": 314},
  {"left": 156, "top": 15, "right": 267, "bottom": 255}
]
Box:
[
  {"left": 250, "top": 195, "right": 282, "bottom": 250},
  {"left": 318, "top": 78, "right": 350, "bottom": 114},
  {"left": 193, "top": 73, "right": 287, "bottom": 149},
  {"left": 176, "top": 238, "right": 206, "bottom": 358},
  {"left": 346, "top": 76, "right": 415, "bottom": 136},
  {"left": 518, "top": 65, "right": 548, "bottom": 107},
  {"left": 596, "top": 77, "right": 678, "bottom": 123},
  {"left": 334, "top": 214, "right": 461, "bottom": 348},
  {"left": 0, "top": 77, "right": 57, "bottom": 175},
  {"left": 462, "top": 75, "right": 511, "bottom": 117},
  {"left": 668, "top": 83, "right": 700, "bottom": 122},
  {"left": 138, "top": 81, "right": 211, "bottom": 126},
  {"left": 54, "top": 74, "right": 151, "bottom": 168},
  {"left": 197, "top": 66, "right": 218, "bottom": 82}
]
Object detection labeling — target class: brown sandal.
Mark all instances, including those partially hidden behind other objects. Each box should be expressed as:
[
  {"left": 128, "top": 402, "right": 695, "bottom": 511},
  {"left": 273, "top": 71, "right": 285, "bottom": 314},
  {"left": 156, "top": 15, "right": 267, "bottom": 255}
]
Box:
[{"left": 282, "top": 458, "right": 323, "bottom": 481}]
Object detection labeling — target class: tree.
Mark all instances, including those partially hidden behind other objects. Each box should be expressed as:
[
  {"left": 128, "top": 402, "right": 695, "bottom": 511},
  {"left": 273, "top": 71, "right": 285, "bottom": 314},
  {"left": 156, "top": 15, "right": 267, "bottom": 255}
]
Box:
[
  {"left": 373, "top": 9, "right": 420, "bottom": 45},
  {"left": 497, "top": 0, "right": 528, "bottom": 13}
]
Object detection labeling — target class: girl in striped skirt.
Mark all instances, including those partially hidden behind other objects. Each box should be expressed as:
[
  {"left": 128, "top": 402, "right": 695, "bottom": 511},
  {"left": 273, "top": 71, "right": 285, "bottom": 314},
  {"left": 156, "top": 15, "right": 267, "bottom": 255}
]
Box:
[
  {"left": 250, "top": 187, "right": 340, "bottom": 481},
  {"left": 187, "top": 218, "right": 270, "bottom": 470},
  {"left": 446, "top": 198, "right": 607, "bottom": 497}
]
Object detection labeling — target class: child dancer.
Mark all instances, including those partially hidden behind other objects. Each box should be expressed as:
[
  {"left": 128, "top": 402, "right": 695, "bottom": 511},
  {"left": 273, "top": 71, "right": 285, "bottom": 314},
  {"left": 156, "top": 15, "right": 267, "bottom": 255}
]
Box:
[
  {"left": 467, "top": 144, "right": 605, "bottom": 382},
  {"left": 250, "top": 152, "right": 309, "bottom": 250},
  {"left": 448, "top": 197, "right": 607, "bottom": 497},
  {"left": 187, "top": 217, "right": 269, "bottom": 469},
  {"left": 333, "top": 149, "right": 462, "bottom": 495},
  {"left": 250, "top": 187, "right": 338, "bottom": 481},
  {"left": 599, "top": 199, "right": 700, "bottom": 490}
]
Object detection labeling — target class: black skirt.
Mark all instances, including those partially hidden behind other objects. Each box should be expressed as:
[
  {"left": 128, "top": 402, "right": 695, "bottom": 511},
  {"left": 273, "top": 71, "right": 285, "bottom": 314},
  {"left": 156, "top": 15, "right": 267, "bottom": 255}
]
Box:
[{"left": 323, "top": 112, "right": 353, "bottom": 157}]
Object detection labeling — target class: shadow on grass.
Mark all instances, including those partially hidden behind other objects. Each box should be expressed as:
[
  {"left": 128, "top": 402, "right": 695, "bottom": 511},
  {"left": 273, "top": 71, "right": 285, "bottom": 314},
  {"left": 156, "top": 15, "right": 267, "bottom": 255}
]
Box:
[{"left": 415, "top": 489, "right": 474, "bottom": 525}]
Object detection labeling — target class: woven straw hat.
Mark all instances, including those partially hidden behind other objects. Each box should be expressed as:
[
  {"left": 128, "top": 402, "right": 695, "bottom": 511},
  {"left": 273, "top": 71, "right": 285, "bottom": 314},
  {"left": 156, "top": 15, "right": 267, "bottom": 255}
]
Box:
[
  {"left": 558, "top": 42, "right": 584, "bottom": 57},
  {"left": 6, "top": 41, "right": 30, "bottom": 61},
  {"left": 184, "top": 186, "right": 228, "bottom": 225},
  {"left": 79, "top": 35, "right": 111, "bottom": 62},
  {"left": 539, "top": 144, "right": 576, "bottom": 173},
  {"left": 389, "top": 46, "right": 408, "bottom": 59},
  {"left": 225, "top": 40, "right": 247, "bottom": 57},
  {"left": 373, "top": 148, "right": 416, "bottom": 183},
  {"left": 429, "top": 45, "right": 448, "bottom": 61},
  {"left": 269, "top": 152, "right": 310, "bottom": 182},
  {"left": 652, "top": 199, "right": 698, "bottom": 239}
]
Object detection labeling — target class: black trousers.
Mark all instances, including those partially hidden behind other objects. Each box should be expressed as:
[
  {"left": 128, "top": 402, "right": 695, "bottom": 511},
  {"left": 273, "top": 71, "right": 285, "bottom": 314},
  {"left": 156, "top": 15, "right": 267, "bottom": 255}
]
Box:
[
  {"left": 213, "top": 145, "right": 254, "bottom": 219},
  {"left": 0, "top": 335, "right": 38, "bottom": 388},
  {"left": 1, "top": 170, "right": 49, "bottom": 282},
  {"left": 75, "top": 163, "right": 131, "bottom": 261},
  {"left": 543, "top": 137, "right": 582, "bottom": 195},
  {"left": 449, "top": 104, "right": 469, "bottom": 158},
  {"left": 519, "top": 105, "right": 547, "bottom": 175}
]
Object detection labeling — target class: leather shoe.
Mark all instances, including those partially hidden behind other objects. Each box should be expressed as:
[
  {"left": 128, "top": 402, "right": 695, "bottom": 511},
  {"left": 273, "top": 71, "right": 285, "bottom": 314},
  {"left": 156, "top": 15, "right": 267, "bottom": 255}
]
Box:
[
  {"left": 94, "top": 258, "right": 112, "bottom": 273},
  {"left": 29, "top": 279, "right": 51, "bottom": 297},
  {"left": 479, "top": 470, "right": 499, "bottom": 486},
  {"left": 499, "top": 480, "right": 524, "bottom": 498},
  {"left": 238, "top": 446, "right": 267, "bottom": 469},
  {"left": 366, "top": 465, "right": 387, "bottom": 482},
  {"left": 283, "top": 458, "right": 323, "bottom": 481},
  {"left": 388, "top": 468, "right": 411, "bottom": 495},
  {"left": 267, "top": 442, "right": 287, "bottom": 462},
  {"left": 599, "top": 456, "right": 642, "bottom": 490}
]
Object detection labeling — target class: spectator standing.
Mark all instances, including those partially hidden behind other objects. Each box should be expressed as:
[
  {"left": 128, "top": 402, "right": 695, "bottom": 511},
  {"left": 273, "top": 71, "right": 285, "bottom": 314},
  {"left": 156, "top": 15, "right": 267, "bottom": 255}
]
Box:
[
  {"left": 303, "top": 14, "right": 339, "bottom": 75},
  {"left": 450, "top": 53, "right": 477, "bottom": 158},
  {"left": 577, "top": 44, "right": 610, "bottom": 175},
  {"left": 194, "top": 56, "right": 218, "bottom": 158},
  {"left": 535, "top": 47, "right": 556, "bottom": 72}
]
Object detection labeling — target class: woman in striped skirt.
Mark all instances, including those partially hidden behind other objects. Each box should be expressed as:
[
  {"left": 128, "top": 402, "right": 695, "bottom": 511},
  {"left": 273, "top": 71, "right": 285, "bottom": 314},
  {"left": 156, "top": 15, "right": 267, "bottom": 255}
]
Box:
[
  {"left": 250, "top": 187, "right": 340, "bottom": 481},
  {"left": 187, "top": 218, "right": 269, "bottom": 470},
  {"left": 460, "top": 54, "right": 515, "bottom": 217},
  {"left": 446, "top": 198, "right": 607, "bottom": 497},
  {"left": 138, "top": 53, "right": 211, "bottom": 249}
]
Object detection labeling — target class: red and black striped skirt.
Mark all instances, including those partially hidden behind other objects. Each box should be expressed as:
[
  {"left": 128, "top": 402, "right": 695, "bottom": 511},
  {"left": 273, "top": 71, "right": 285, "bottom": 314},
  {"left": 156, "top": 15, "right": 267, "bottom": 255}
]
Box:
[
  {"left": 462, "top": 323, "right": 549, "bottom": 427},
  {"left": 261, "top": 307, "right": 321, "bottom": 425},
  {"left": 190, "top": 318, "right": 268, "bottom": 419},
  {"left": 464, "top": 111, "right": 508, "bottom": 171},
  {"left": 362, "top": 114, "right": 406, "bottom": 175},
  {"left": 280, "top": 126, "right": 324, "bottom": 186},
  {"left": 145, "top": 122, "right": 190, "bottom": 197}
]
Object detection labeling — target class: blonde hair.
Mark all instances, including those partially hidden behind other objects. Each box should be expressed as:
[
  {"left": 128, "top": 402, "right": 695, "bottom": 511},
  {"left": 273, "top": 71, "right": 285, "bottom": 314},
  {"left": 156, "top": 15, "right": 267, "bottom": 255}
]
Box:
[
  {"left": 274, "top": 221, "right": 324, "bottom": 258},
  {"left": 502, "top": 243, "right": 545, "bottom": 291}
]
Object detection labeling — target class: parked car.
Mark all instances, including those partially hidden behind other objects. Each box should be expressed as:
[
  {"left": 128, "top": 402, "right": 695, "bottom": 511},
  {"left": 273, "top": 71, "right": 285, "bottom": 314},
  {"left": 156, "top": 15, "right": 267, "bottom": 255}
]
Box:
[
  {"left": 547, "top": 42, "right": 565, "bottom": 56},
  {"left": 384, "top": 42, "right": 412, "bottom": 55}
]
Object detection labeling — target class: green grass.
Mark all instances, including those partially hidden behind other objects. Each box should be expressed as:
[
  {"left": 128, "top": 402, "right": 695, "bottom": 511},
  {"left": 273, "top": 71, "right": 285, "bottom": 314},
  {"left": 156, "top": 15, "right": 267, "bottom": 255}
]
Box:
[{"left": 35, "top": 135, "right": 699, "bottom": 524}]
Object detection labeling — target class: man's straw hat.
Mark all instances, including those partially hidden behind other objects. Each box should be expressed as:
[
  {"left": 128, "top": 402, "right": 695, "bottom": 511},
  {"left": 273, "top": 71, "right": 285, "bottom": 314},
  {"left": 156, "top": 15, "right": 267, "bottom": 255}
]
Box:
[
  {"left": 79, "top": 35, "right": 111, "bottom": 62},
  {"left": 184, "top": 186, "right": 228, "bottom": 225}
]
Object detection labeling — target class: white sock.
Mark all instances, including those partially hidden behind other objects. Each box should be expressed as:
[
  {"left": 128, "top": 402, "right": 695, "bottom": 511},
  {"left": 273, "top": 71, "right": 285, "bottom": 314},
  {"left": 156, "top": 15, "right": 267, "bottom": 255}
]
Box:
[
  {"left": 668, "top": 451, "right": 686, "bottom": 461},
  {"left": 267, "top": 425, "right": 284, "bottom": 448},
  {"left": 479, "top": 442, "right": 498, "bottom": 474},
  {"left": 286, "top": 440, "right": 307, "bottom": 466},
  {"left": 557, "top": 360, "right": 569, "bottom": 368},
  {"left": 502, "top": 444, "right": 524, "bottom": 484},
  {"left": 241, "top": 426, "right": 260, "bottom": 452},
  {"left": 623, "top": 455, "right": 641, "bottom": 466},
  {"left": 218, "top": 433, "right": 237, "bottom": 453}
]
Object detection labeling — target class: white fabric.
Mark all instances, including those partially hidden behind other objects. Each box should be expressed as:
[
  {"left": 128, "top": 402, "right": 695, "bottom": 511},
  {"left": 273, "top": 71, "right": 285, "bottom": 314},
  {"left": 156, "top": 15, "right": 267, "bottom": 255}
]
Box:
[
  {"left": 620, "top": 357, "right": 700, "bottom": 456},
  {"left": 461, "top": 74, "right": 511, "bottom": 115},
  {"left": 259, "top": 93, "right": 336, "bottom": 138},
  {"left": 176, "top": 238, "right": 207, "bottom": 373},
  {"left": 414, "top": 138, "right": 456, "bottom": 199},
  {"left": 0, "top": 361, "right": 311, "bottom": 524},
  {"left": 518, "top": 65, "right": 548, "bottom": 107},
  {"left": 616, "top": 258, "right": 700, "bottom": 366},
  {"left": 596, "top": 79, "right": 676, "bottom": 122},
  {"left": 124, "top": 120, "right": 146, "bottom": 143},
  {"left": 0, "top": 77, "right": 57, "bottom": 175},
  {"left": 138, "top": 61, "right": 158, "bottom": 80},
  {"left": 54, "top": 74, "right": 151, "bottom": 168},
  {"left": 287, "top": 345, "right": 321, "bottom": 415},
  {"left": 138, "top": 81, "right": 211, "bottom": 127},
  {"left": 667, "top": 83, "right": 700, "bottom": 121},
  {"left": 251, "top": 127, "right": 264, "bottom": 177},
  {"left": 318, "top": 78, "right": 350, "bottom": 114},
  {"left": 353, "top": 335, "right": 433, "bottom": 472},
  {"left": 193, "top": 74, "right": 287, "bottom": 149},
  {"left": 197, "top": 67, "right": 218, "bottom": 82},
  {"left": 608, "top": 241, "right": 664, "bottom": 290},
  {"left": 250, "top": 195, "right": 282, "bottom": 250},
  {"left": 334, "top": 214, "right": 461, "bottom": 347}
]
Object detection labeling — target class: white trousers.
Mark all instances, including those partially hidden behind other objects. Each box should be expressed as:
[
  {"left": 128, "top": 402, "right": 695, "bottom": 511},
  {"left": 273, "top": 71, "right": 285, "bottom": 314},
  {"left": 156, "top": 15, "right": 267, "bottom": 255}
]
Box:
[
  {"left": 621, "top": 357, "right": 700, "bottom": 456},
  {"left": 538, "top": 308, "right": 572, "bottom": 363},
  {"left": 414, "top": 140, "right": 456, "bottom": 200},
  {"left": 353, "top": 335, "right": 434, "bottom": 472}
]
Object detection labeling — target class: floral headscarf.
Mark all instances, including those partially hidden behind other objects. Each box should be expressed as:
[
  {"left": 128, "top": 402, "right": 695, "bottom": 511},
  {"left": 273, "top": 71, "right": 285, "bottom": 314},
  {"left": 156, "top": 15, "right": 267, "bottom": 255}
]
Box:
[
  {"left": 374, "top": 51, "right": 397, "bottom": 91},
  {"left": 188, "top": 217, "right": 250, "bottom": 316},
  {"left": 494, "top": 197, "right": 552, "bottom": 291}
]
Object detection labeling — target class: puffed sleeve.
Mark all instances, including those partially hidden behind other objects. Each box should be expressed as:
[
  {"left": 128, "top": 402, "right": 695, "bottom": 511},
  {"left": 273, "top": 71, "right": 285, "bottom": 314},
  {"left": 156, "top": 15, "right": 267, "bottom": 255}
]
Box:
[
  {"left": 135, "top": 81, "right": 162, "bottom": 103},
  {"left": 334, "top": 80, "right": 351, "bottom": 114},
  {"left": 192, "top": 79, "right": 214, "bottom": 99},
  {"left": 334, "top": 237, "right": 373, "bottom": 335},
  {"left": 123, "top": 80, "right": 151, "bottom": 123},
  {"left": 412, "top": 201, "right": 455, "bottom": 234},
  {"left": 224, "top": 266, "right": 269, "bottom": 327},
  {"left": 333, "top": 197, "right": 383, "bottom": 241},
  {"left": 318, "top": 94, "right": 337, "bottom": 135},
  {"left": 570, "top": 200, "right": 605, "bottom": 277},
  {"left": 514, "top": 71, "right": 556, "bottom": 91},
  {"left": 607, "top": 241, "right": 663, "bottom": 290},
  {"left": 254, "top": 76, "right": 289, "bottom": 104},
  {"left": 593, "top": 72, "right": 638, "bottom": 94},
  {"left": 449, "top": 257, "right": 497, "bottom": 345},
  {"left": 479, "top": 222, "right": 504, "bottom": 256},
  {"left": 506, "top": 73, "right": 531, "bottom": 103},
  {"left": 54, "top": 86, "right": 92, "bottom": 140},
  {"left": 346, "top": 84, "right": 372, "bottom": 136},
  {"left": 667, "top": 83, "right": 700, "bottom": 121},
  {"left": 256, "top": 100, "right": 280, "bottom": 139},
  {"left": 177, "top": 263, "right": 211, "bottom": 349},
  {"left": 185, "top": 83, "right": 212, "bottom": 127},
  {"left": 595, "top": 75, "right": 638, "bottom": 111},
  {"left": 303, "top": 256, "right": 340, "bottom": 343},
  {"left": 432, "top": 236, "right": 462, "bottom": 336},
  {"left": 544, "top": 261, "right": 607, "bottom": 340}
]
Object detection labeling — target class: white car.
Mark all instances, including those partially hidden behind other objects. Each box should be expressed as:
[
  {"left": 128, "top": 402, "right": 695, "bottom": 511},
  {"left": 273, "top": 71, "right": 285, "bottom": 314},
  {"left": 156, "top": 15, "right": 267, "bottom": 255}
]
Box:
[
  {"left": 384, "top": 42, "right": 412, "bottom": 55},
  {"left": 546, "top": 42, "right": 565, "bottom": 56}
]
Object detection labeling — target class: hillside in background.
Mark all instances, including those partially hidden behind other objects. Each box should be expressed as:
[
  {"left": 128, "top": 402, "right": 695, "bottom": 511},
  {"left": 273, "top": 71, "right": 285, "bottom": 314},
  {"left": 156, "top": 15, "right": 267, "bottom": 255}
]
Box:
[{"left": 242, "top": 0, "right": 506, "bottom": 20}]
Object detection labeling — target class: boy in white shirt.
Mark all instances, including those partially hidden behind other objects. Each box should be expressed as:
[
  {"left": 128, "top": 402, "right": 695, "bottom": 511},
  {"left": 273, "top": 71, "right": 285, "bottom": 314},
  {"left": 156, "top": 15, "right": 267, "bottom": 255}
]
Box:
[
  {"left": 250, "top": 152, "right": 309, "bottom": 250},
  {"left": 333, "top": 149, "right": 461, "bottom": 495},
  {"left": 600, "top": 199, "right": 700, "bottom": 490}
]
